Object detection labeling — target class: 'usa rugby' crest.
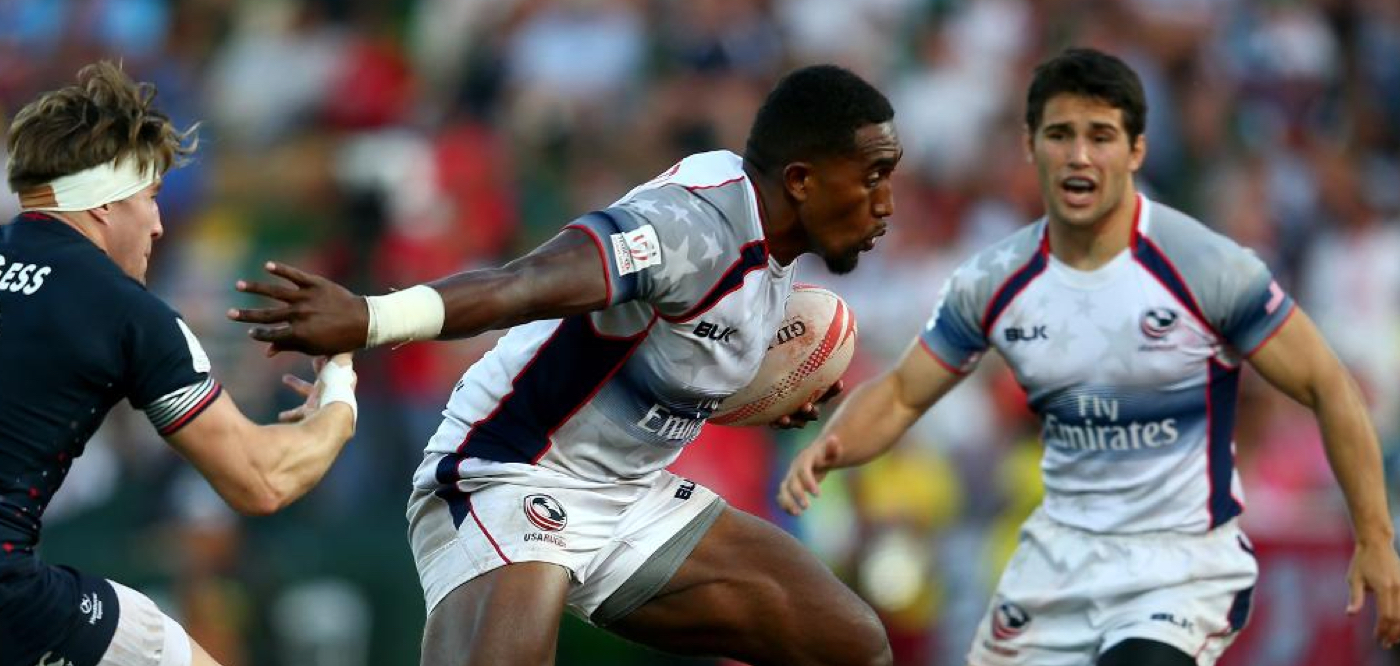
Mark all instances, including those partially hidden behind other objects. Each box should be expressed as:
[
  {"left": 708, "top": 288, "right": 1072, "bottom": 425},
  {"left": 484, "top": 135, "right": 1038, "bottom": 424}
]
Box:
[
  {"left": 1140, "top": 307, "right": 1180, "bottom": 339},
  {"left": 523, "top": 494, "right": 568, "bottom": 532},
  {"left": 991, "top": 601, "right": 1032, "bottom": 641}
]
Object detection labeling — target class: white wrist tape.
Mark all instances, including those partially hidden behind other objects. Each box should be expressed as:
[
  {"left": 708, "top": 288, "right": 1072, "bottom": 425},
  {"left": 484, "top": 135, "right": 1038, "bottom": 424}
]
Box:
[
  {"left": 317, "top": 359, "right": 358, "bottom": 423},
  {"left": 364, "top": 285, "right": 446, "bottom": 347}
]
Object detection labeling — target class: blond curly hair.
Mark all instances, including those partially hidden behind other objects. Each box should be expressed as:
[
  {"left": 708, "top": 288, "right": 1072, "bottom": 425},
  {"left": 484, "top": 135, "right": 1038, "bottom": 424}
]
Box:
[{"left": 6, "top": 61, "right": 197, "bottom": 193}]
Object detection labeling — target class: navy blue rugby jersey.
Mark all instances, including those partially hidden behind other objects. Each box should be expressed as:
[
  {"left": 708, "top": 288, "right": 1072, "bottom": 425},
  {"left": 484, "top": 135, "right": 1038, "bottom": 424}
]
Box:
[{"left": 0, "top": 212, "right": 222, "bottom": 568}]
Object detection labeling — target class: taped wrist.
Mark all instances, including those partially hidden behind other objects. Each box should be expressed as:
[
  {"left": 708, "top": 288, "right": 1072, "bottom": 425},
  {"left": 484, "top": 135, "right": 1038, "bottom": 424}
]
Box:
[
  {"left": 365, "top": 285, "right": 446, "bottom": 347},
  {"left": 317, "top": 359, "right": 358, "bottom": 424}
]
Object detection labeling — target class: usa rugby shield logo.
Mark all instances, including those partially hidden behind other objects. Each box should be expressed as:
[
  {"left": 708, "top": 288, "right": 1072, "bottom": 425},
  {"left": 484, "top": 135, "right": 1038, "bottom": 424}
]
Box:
[
  {"left": 991, "top": 601, "right": 1031, "bottom": 641},
  {"left": 523, "top": 494, "right": 567, "bottom": 532},
  {"left": 1140, "top": 307, "right": 1179, "bottom": 339}
]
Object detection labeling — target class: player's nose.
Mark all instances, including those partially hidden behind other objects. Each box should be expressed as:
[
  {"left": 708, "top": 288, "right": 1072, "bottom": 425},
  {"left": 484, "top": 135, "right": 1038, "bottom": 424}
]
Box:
[
  {"left": 873, "top": 184, "right": 894, "bottom": 218},
  {"left": 1068, "top": 137, "right": 1092, "bottom": 166}
]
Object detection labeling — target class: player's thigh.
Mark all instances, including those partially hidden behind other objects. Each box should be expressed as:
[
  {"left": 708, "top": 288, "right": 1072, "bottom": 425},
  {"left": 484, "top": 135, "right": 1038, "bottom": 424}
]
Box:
[
  {"left": 98, "top": 580, "right": 205, "bottom": 666},
  {"left": 420, "top": 562, "right": 570, "bottom": 666},
  {"left": 1097, "top": 638, "right": 1196, "bottom": 666},
  {"left": 607, "top": 507, "right": 890, "bottom": 666}
]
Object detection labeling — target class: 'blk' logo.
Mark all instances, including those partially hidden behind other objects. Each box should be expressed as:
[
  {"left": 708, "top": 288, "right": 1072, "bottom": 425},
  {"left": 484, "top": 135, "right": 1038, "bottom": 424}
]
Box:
[
  {"left": 694, "top": 321, "right": 738, "bottom": 343},
  {"left": 1004, "top": 326, "right": 1048, "bottom": 343}
]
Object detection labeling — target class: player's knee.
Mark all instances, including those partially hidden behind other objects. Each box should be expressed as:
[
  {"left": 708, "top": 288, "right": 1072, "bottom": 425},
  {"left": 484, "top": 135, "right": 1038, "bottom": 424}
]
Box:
[{"left": 1097, "top": 638, "right": 1195, "bottom": 666}]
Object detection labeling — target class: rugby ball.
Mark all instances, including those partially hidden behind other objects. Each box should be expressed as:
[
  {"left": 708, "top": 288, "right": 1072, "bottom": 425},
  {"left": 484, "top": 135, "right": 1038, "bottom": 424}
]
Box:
[{"left": 710, "top": 285, "right": 858, "bottom": 426}]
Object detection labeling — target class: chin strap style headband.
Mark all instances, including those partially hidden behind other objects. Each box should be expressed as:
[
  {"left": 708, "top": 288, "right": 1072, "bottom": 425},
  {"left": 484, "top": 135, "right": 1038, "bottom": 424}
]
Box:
[{"left": 18, "top": 158, "right": 157, "bottom": 212}]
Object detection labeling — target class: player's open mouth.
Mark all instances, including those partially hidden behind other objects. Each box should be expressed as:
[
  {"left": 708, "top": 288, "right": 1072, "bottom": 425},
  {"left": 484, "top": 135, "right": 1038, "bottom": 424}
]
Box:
[
  {"left": 1060, "top": 176, "right": 1097, "bottom": 207},
  {"left": 861, "top": 226, "right": 887, "bottom": 251}
]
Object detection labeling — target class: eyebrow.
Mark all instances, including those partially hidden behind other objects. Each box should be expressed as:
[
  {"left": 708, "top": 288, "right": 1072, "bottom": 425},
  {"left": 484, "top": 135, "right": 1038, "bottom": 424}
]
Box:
[
  {"left": 1042, "top": 121, "right": 1122, "bottom": 134},
  {"left": 869, "top": 149, "right": 903, "bottom": 168}
]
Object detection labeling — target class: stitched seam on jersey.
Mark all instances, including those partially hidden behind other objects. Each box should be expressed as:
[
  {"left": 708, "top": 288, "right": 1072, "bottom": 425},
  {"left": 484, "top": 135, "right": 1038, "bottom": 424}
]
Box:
[
  {"left": 917, "top": 337, "right": 972, "bottom": 375},
  {"left": 1132, "top": 234, "right": 1218, "bottom": 340},
  {"left": 1241, "top": 301, "right": 1296, "bottom": 357},
  {"left": 1204, "top": 359, "right": 1243, "bottom": 528},
  {"left": 662, "top": 239, "right": 769, "bottom": 323},
  {"left": 979, "top": 236, "right": 1049, "bottom": 334},
  {"left": 683, "top": 175, "right": 744, "bottom": 192},
  {"left": 565, "top": 223, "right": 613, "bottom": 306},
  {"left": 537, "top": 313, "right": 658, "bottom": 463},
  {"left": 453, "top": 321, "right": 567, "bottom": 455}
]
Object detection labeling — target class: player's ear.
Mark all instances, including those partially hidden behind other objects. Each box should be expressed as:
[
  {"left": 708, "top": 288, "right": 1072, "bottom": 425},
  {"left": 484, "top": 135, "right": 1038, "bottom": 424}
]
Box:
[
  {"left": 1129, "top": 133, "right": 1147, "bottom": 172},
  {"left": 782, "top": 162, "right": 813, "bottom": 203},
  {"left": 87, "top": 204, "right": 113, "bottom": 226}
]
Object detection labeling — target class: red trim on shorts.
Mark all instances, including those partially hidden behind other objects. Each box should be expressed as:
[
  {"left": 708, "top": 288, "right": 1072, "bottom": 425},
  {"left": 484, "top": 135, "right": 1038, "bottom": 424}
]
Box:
[{"left": 467, "top": 493, "right": 511, "bottom": 565}]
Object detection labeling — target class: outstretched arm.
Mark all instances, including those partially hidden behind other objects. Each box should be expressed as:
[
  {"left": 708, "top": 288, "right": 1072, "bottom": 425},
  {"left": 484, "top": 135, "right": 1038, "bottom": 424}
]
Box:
[
  {"left": 1248, "top": 309, "right": 1400, "bottom": 648},
  {"left": 778, "top": 340, "right": 967, "bottom": 515},
  {"left": 228, "top": 228, "right": 609, "bottom": 356},
  {"left": 164, "top": 355, "right": 357, "bottom": 516}
]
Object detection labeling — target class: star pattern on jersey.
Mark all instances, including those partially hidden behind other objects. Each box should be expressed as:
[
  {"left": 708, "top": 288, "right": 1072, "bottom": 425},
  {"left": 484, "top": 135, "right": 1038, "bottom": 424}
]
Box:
[
  {"left": 951, "top": 256, "right": 987, "bottom": 292},
  {"left": 1074, "top": 293, "right": 1097, "bottom": 318},
  {"left": 699, "top": 232, "right": 723, "bottom": 267},
  {"left": 665, "top": 333, "right": 706, "bottom": 367},
  {"left": 1043, "top": 319, "right": 1079, "bottom": 359},
  {"left": 663, "top": 202, "right": 691, "bottom": 224},
  {"left": 683, "top": 194, "right": 707, "bottom": 215},
  {"left": 1096, "top": 314, "right": 1145, "bottom": 376},
  {"left": 655, "top": 237, "right": 700, "bottom": 284},
  {"left": 991, "top": 244, "right": 1020, "bottom": 272},
  {"left": 628, "top": 198, "right": 660, "bottom": 216}
]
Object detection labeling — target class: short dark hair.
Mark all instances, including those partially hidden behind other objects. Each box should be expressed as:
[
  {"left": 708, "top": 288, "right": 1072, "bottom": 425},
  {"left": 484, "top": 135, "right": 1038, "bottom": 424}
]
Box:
[
  {"left": 7, "top": 61, "right": 196, "bottom": 193},
  {"left": 744, "top": 65, "right": 893, "bottom": 174},
  {"left": 1026, "top": 48, "right": 1147, "bottom": 143}
]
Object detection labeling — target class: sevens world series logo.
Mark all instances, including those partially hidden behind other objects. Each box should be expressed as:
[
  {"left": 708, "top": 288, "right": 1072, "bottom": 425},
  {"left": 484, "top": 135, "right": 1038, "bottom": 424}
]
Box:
[{"left": 523, "top": 494, "right": 567, "bottom": 532}]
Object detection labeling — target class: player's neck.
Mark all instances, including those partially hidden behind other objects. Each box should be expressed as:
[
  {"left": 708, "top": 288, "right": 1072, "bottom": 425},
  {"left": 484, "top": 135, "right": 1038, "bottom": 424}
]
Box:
[
  {"left": 48, "top": 210, "right": 109, "bottom": 254},
  {"left": 745, "top": 163, "right": 801, "bottom": 266},
  {"left": 1047, "top": 192, "right": 1139, "bottom": 271}
]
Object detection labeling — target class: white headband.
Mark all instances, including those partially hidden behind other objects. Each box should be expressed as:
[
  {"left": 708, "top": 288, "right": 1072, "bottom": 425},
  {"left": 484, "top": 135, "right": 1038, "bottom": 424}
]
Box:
[{"left": 19, "top": 158, "right": 157, "bottom": 212}]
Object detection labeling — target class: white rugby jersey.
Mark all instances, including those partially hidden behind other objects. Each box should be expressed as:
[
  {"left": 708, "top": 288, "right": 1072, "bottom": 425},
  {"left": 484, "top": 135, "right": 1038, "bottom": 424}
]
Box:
[
  {"left": 420, "top": 151, "right": 796, "bottom": 487},
  {"left": 921, "top": 196, "right": 1295, "bottom": 534}
]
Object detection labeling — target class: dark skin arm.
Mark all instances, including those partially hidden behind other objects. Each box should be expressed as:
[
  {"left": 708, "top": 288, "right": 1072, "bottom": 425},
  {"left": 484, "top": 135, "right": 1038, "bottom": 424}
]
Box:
[
  {"left": 228, "top": 227, "right": 838, "bottom": 426},
  {"left": 228, "top": 228, "right": 607, "bottom": 356}
]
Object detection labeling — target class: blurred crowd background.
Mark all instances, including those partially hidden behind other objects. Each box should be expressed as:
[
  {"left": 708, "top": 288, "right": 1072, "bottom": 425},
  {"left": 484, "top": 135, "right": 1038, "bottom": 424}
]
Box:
[{"left": 3, "top": 0, "right": 1400, "bottom": 664}]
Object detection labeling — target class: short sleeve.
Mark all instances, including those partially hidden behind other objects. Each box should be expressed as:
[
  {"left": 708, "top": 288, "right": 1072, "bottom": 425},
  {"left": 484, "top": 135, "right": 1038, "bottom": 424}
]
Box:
[
  {"left": 918, "top": 270, "right": 989, "bottom": 373},
  {"left": 1210, "top": 248, "right": 1295, "bottom": 355},
  {"left": 568, "top": 185, "right": 734, "bottom": 314},
  {"left": 122, "top": 294, "right": 222, "bottom": 435},
  {"left": 566, "top": 210, "right": 653, "bottom": 306}
]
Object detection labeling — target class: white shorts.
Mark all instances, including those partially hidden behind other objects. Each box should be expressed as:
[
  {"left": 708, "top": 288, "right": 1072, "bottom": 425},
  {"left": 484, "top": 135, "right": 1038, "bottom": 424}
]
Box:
[
  {"left": 407, "top": 458, "right": 725, "bottom": 626},
  {"left": 97, "top": 581, "right": 192, "bottom": 666},
  {"left": 968, "top": 508, "right": 1257, "bottom": 666}
]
